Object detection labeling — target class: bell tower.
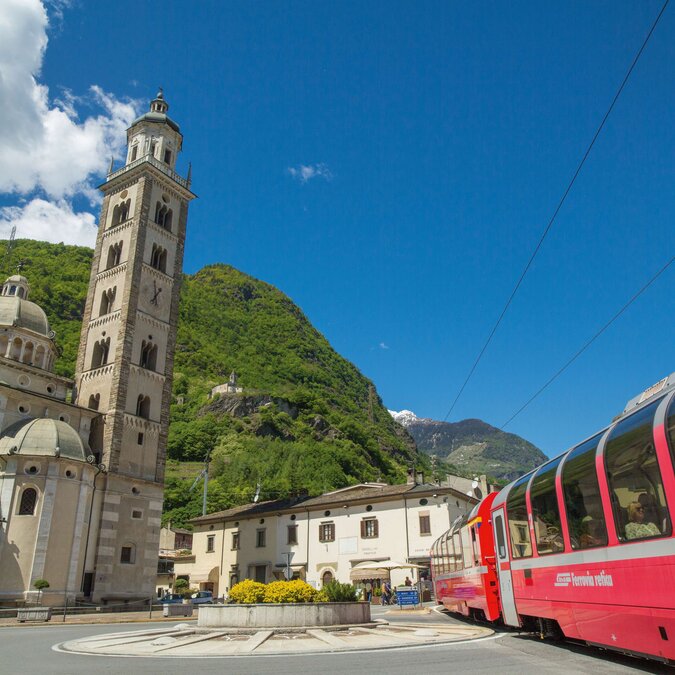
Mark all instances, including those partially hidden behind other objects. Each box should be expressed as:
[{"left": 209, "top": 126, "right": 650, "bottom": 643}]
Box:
[{"left": 75, "top": 90, "right": 195, "bottom": 601}]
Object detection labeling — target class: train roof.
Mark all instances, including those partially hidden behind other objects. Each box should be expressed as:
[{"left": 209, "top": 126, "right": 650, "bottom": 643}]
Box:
[{"left": 492, "top": 372, "right": 675, "bottom": 511}]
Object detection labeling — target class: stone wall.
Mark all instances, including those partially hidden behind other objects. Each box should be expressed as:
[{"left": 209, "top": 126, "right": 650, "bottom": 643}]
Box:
[{"left": 198, "top": 602, "right": 370, "bottom": 628}]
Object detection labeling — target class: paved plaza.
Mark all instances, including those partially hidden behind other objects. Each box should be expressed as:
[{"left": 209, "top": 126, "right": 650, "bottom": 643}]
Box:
[{"left": 0, "top": 605, "right": 665, "bottom": 674}]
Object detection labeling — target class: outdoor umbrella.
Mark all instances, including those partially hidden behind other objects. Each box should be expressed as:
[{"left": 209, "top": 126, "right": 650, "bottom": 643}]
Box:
[{"left": 352, "top": 560, "right": 426, "bottom": 571}]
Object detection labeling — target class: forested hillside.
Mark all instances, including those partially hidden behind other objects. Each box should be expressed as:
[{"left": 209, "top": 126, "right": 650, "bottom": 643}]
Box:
[{"left": 0, "top": 241, "right": 422, "bottom": 526}]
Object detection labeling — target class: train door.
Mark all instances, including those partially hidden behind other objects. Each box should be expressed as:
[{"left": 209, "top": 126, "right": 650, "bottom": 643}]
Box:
[{"left": 492, "top": 507, "right": 519, "bottom": 626}]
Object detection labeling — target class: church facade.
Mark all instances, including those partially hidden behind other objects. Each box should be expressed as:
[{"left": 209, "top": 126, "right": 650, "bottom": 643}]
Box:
[{"left": 0, "top": 91, "right": 193, "bottom": 605}]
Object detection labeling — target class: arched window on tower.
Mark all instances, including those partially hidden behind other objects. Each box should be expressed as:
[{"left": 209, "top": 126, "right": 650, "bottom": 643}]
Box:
[
  {"left": 16, "top": 287, "right": 24, "bottom": 298},
  {"left": 99, "top": 287, "right": 116, "bottom": 316},
  {"left": 88, "top": 393, "right": 100, "bottom": 411},
  {"left": 106, "top": 242, "right": 123, "bottom": 269},
  {"left": 18, "top": 488, "right": 38, "bottom": 516},
  {"left": 111, "top": 199, "right": 131, "bottom": 227},
  {"left": 154, "top": 202, "right": 173, "bottom": 232},
  {"left": 91, "top": 338, "right": 110, "bottom": 369},
  {"left": 150, "top": 244, "right": 167, "bottom": 273},
  {"left": 140, "top": 340, "right": 158, "bottom": 371},
  {"left": 136, "top": 395, "right": 151, "bottom": 420},
  {"left": 130, "top": 144, "right": 138, "bottom": 162}
]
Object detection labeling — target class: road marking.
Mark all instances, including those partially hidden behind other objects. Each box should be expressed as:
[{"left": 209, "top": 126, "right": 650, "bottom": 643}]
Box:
[
  {"left": 305, "top": 629, "right": 348, "bottom": 647},
  {"left": 235, "top": 630, "right": 273, "bottom": 653},
  {"left": 52, "top": 632, "right": 504, "bottom": 659}
]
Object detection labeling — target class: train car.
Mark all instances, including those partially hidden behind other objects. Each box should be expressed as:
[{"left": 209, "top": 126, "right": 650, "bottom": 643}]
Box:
[
  {"left": 431, "top": 491, "right": 500, "bottom": 621},
  {"left": 489, "top": 373, "right": 675, "bottom": 664}
]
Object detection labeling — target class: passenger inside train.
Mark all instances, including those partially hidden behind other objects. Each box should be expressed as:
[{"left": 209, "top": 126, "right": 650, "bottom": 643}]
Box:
[{"left": 625, "top": 501, "right": 661, "bottom": 540}]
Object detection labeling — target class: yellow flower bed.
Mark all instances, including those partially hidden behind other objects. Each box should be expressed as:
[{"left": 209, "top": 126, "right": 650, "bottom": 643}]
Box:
[
  {"left": 228, "top": 579, "right": 266, "bottom": 604},
  {"left": 229, "top": 579, "right": 330, "bottom": 604}
]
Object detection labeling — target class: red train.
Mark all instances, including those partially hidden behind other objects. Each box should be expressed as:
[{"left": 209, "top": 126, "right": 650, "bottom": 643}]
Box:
[{"left": 431, "top": 373, "right": 675, "bottom": 665}]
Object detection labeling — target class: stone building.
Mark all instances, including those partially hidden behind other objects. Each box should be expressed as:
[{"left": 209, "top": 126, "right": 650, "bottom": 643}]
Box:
[
  {"left": 210, "top": 371, "right": 243, "bottom": 398},
  {"left": 0, "top": 90, "right": 193, "bottom": 605},
  {"left": 173, "top": 482, "right": 476, "bottom": 598}
]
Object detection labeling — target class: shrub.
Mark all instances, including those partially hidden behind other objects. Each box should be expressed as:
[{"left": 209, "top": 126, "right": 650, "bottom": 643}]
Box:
[
  {"left": 174, "top": 578, "right": 189, "bottom": 593},
  {"left": 33, "top": 578, "right": 49, "bottom": 606},
  {"left": 229, "top": 579, "right": 266, "bottom": 604},
  {"left": 322, "top": 580, "right": 358, "bottom": 602},
  {"left": 263, "top": 579, "right": 319, "bottom": 604}
]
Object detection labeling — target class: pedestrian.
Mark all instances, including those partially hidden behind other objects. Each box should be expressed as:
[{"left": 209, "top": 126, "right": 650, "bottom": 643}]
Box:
[
  {"left": 381, "top": 581, "right": 388, "bottom": 605},
  {"left": 404, "top": 576, "right": 412, "bottom": 587},
  {"left": 384, "top": 580, "right": 392, "bottom": 605},
  {"left": 365, "top": 581, "right": 372, "bottom": 602}
]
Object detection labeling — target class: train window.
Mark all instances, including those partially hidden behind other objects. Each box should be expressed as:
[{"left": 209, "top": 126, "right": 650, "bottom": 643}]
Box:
[
  {"left": 562, "top": 434, "right": 607, "bottom": 550},
  {"left": 506, "top": 475, "right": 533, "bottom": 558},
  {"left": 461, "top": 527, "right": 473, "bottom": 569},
  {"left": 667, "top": 396, "right": 675, "bottom": 469},
  {"left": 494, "top": 515, "right": 507, "bottom": 559},
  {"left": 452, "top": 531, "right": 462, "bottom": 570},
  {"left": 439, "top": 533, "right": 448, "bottom": 574},
  {"left": 605, "top": 399, "right": 671, "bottom": 543},
  {"left": 446, "top": 532, "right": 454, "bottom": 573},
  {"left": 530, "top": 458, "right": 564, "bottom": 555}
]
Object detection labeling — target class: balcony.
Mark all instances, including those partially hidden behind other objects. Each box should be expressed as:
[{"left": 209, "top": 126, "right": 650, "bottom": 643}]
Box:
[{"left": 107, "top": 154, "right": 190, "bottom": 190}]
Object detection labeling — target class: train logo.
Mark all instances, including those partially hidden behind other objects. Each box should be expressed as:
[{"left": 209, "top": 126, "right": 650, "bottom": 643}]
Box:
[
  {"left": 554, "top": 572, "right": 571, "bottom": 587},
  {"left": 553, "top": 571, "right": 614, "bottom": 588}
]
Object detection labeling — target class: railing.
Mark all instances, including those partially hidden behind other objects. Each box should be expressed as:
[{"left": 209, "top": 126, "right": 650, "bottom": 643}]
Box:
[{"left": 107, "top": 154, "right": 190, "bottom": 189}]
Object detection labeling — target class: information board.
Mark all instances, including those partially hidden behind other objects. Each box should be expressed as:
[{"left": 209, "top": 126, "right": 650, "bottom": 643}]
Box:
[{"left": 396, "top": 588, "right": 420, "bottom": 606}]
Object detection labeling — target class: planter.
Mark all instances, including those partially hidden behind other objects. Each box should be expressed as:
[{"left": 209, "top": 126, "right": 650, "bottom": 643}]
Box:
[
  {"left": 17, "top": 607, "right": 52, "bottom": 623},
  {"left": 163, "top": 603, "right": 193, "bottom": 618},
  {"left": 198, "top": 602, "right": 370, "bottom": 629}
]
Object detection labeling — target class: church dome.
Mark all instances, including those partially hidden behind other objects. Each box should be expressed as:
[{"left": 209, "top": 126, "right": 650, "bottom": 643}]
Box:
[
  {"left": 0, "top": 274, "right": 51, "bottom": 337},
  {"left": 0, "top": 296, "right": 51, "bottom": 336},
  {"left": 0, "top": 418, "right": 88, "bottom": 462},
  {"left": 132, "top": 90, "right": 180, "bottom": 132}
]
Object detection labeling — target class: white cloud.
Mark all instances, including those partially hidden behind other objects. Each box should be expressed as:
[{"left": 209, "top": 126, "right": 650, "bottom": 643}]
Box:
[
  {"left": 0, "top": 0, "right": 138, "bottom": 246},
  {"left": 379, "top": 342, "right": 389, "bottom": 350},
  {"left": 0, "top": 199, "right": 97, "bottom": 247},
  {"left": 287, "top": 163, "right": 333, "bottom": 184}
]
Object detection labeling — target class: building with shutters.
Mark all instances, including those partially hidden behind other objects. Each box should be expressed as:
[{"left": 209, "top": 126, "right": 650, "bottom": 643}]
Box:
[{"left": 173, "top": 480, "right": 476, "bottom": 598}]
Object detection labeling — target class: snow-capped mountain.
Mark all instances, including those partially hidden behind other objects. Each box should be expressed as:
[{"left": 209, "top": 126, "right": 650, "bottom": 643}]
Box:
[
  {"left": 388, "top": 409, "right": 427, "bottom": 427},
  {"left": 388, "top": 409, "right": 547, "bottom": 481}
]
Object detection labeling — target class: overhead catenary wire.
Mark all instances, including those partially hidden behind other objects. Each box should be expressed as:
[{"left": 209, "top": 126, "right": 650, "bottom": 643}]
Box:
[
  {"left": 443, "top": 0, "right": 670, "bottom": 422},
  {"left": 501, "top": 254, "right": 675, "bottom": 429}
]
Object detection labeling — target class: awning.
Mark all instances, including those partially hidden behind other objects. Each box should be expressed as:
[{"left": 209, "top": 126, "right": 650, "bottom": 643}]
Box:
[{"left": 350, "top": 568, "right": 390, "bottom": 581}]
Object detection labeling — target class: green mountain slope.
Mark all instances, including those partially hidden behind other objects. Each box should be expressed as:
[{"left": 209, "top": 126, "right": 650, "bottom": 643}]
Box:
[
  {"left": 0, "top": 239, "right": 94, "bottom": 378},
  {"left": 166, "top": 265, "right": 418, "bottom": 524},
  {"left": 403, "top": 416, "right": 547, "bottom": 482},
  {"left": 0, "top": 242, "right": 420, "bottom": 525}
]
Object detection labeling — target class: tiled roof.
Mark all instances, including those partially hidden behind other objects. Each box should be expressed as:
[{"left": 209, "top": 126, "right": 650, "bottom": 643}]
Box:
[
  {"left": 189, "top": 483, "right": 476, "bottom": 525},
  {"left": 189, "top": 498, "right": 301, "bottom": 524}
]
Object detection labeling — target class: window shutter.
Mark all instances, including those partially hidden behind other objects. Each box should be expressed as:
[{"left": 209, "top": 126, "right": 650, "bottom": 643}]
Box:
[
  {"left": 374, "top": 519, "right": 379, "bottom": 537},
  {"left": 360, "top": 520, "right": 366, "bottom": 538}
]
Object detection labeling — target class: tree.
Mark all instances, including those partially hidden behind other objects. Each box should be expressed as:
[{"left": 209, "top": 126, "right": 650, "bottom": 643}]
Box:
[
  {"left": 33, "top": 578, "right": 49, "bottom": 605},
  {"left": 173, "top": 578, "right": 189, "bottom": 595}
]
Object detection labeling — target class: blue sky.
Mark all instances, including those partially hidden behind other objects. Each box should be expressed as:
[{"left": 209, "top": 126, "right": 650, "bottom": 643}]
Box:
[{"left": 0, "top": 1, "right": 673, "bottom": 457}]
